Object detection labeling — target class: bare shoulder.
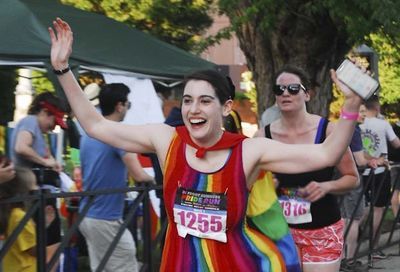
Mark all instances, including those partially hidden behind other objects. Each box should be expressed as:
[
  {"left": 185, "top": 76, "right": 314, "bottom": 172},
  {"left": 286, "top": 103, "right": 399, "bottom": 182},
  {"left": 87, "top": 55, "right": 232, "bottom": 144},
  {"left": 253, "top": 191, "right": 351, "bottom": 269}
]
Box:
[
  {"left": 253, "top": 127, "right": 265, "bottom": 138},
  {"left": 242, "top": 137, "right": 271, "bottom": 162},
  {"left": 242, "top": 138, "right": 264, "bottom": 177},
  {"left": 148, "top": 123, "right": 175, "bottom": 146},
  {"left": 309, "top": 114, "right": 330, "bottom": 131},
  {"left": 151, "top": 124, "right": 177, "bottom": 163}
]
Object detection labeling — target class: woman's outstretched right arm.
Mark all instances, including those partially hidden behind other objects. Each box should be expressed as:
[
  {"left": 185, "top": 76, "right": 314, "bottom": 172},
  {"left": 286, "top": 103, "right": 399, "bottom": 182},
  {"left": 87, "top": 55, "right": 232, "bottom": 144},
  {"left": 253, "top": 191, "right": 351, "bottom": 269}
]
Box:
[{"left": 48, "top": 18, "right": 173, "bottom": 155}]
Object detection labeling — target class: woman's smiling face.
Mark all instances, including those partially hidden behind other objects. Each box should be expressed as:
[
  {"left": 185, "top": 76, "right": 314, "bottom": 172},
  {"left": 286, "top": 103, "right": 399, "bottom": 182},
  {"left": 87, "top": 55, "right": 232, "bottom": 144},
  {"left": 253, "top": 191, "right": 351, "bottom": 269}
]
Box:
[{"left": 181, "top": 79, "right": 230, "bottom": 146}]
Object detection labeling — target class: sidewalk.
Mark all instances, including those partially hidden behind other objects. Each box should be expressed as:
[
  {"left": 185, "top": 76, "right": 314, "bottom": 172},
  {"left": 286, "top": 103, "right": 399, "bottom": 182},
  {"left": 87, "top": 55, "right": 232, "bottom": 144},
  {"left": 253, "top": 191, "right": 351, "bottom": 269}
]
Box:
[
  {"left": 359, "top": 227, "right": 400, "bottom": 271},
  {"left": 367, "top": 245, "right": 400, "bottom": 272}
]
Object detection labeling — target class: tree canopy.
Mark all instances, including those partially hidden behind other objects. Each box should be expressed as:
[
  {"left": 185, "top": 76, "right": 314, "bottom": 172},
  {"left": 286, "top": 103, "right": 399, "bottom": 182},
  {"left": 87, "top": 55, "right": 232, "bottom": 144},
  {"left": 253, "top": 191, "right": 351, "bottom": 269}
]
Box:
[
  {"left": 58, "top": 0, "right": 400, "bottom": 118},
  {"left": 218, "top": 0, "right": 400, "bottom": 116},
  {"left": 61, "top": 0, "right": 215, "bottom": 51}
]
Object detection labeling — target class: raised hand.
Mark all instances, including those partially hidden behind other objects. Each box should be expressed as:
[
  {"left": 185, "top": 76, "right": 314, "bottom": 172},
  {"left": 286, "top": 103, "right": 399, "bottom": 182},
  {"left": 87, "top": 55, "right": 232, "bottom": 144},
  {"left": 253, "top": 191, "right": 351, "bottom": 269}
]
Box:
[
  {"left": 330, "top": 69, "right": 361, "bottom": 102},
  {"left": 48, "top": 18, "right": 73, "bottom": 70}
]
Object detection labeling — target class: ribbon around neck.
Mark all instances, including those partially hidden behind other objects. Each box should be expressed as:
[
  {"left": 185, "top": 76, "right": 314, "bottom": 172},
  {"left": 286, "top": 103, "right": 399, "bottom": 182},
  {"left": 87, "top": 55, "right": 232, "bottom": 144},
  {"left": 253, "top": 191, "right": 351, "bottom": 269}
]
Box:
[{"left": 175, "top": 126, "right": 246, "bottom": 158}]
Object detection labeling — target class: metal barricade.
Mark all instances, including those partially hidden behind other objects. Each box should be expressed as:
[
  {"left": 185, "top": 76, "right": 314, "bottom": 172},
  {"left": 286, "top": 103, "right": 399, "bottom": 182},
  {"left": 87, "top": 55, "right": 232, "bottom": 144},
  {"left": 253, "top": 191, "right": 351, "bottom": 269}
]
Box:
[
  {"left": 0, "top": 182, "right": 164, "bottom": 272},
  {"left": 341, "top": 163, "right": 400, "bottom": 269}
]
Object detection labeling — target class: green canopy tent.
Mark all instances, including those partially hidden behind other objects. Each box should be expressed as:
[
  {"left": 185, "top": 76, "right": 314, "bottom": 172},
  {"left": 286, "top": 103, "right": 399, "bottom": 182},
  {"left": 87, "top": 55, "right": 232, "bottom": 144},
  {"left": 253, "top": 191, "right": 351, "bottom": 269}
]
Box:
[{"left": 0, "top": 0, "right": 215, "bottom": 80}]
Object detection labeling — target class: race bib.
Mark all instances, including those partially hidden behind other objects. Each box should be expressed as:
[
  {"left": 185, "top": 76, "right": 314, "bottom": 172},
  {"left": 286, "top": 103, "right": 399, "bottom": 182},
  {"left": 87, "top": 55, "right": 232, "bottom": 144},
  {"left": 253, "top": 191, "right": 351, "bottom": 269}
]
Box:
[
  {"left": 279, "top": 195, "right": 312, "bottom": 224},
  {"left": 173, "top": 187, "right": 227, "bottom": 243}
]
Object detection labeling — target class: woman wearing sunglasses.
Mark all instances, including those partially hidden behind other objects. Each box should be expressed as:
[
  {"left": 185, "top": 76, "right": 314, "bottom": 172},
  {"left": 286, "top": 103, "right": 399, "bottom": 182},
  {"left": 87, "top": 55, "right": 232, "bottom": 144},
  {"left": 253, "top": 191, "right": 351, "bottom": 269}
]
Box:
[{"left": 254, "top": 65, "right": 359, "bottom": 272}]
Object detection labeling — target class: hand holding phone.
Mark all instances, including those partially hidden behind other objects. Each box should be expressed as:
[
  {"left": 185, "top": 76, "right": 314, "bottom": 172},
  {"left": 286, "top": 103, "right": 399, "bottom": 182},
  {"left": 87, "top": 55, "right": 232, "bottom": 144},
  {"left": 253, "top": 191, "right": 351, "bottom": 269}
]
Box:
[{"left": 336, "top": 59, "right": 379, "bottom": 100}]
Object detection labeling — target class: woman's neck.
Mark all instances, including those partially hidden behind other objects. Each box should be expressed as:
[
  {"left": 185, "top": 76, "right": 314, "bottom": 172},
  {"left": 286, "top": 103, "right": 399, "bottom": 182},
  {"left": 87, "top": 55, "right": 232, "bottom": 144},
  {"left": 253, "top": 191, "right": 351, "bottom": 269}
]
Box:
[
  {"left": 279, "top": 109, "right": 310, "bottom": 129},
  {"left": 192, "top": 129, "right": 224, "bottom": 148}
]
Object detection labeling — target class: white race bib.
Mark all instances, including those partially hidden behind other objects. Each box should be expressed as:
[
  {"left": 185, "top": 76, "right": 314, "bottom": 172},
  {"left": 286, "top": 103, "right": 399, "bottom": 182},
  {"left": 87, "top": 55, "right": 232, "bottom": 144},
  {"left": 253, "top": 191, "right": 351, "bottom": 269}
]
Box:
[
  {"left": 279, "top": 196, "right": 312, "bottom": 224},
  {"left": 173, "top": 188, "right": 227, "bottom": 243}
]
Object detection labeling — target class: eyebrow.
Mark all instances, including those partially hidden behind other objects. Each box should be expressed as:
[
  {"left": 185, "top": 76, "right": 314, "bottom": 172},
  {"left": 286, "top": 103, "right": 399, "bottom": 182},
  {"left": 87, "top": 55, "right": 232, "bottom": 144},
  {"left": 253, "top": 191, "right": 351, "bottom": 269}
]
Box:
[{"left": 182, "top": 94, "right": 216, "bottom": 100}]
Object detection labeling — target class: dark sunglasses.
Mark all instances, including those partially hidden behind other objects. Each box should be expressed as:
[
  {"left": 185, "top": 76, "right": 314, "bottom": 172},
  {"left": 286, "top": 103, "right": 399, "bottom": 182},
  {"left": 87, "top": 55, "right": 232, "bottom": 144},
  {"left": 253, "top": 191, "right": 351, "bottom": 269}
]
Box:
[{"left": 273, "top": 84, "right": 306, "bottom": 96}]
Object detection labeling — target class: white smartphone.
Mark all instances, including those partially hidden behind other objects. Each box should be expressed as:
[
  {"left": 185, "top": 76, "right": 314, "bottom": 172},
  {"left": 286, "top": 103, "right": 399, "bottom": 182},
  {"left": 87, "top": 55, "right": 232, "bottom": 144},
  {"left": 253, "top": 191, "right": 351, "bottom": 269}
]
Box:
[{"left": 336, "top": 59, "right": 379, "bottom": 100}]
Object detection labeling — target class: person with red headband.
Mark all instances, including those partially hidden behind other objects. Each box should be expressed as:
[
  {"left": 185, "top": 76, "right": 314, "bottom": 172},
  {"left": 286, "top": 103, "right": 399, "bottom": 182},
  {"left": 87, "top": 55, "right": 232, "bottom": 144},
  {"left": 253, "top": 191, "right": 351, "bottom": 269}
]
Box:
[
  {"left": 11, "top": 91, "right": 67, "bottom": 170},
  {"left": 49, "top": 18, "right": 363, "bottom": 272},
  {"left": 10, "top": 91, "right": 66, "bottom": 271}
]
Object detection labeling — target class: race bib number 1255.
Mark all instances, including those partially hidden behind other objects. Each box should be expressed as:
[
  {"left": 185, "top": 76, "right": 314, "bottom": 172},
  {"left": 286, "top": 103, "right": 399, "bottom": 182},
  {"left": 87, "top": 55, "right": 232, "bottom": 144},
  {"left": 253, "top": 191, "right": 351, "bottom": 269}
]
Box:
[{"left": 173, "top": 187, "right": 228, "bottom": 243}]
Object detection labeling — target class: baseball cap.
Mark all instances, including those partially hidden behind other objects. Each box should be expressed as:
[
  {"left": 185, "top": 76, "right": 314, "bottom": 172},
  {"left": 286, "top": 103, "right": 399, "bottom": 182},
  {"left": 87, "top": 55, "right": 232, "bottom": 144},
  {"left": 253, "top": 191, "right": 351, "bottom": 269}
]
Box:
[{"left": 40, "top": 101, "right": 68, "bottom": 129}]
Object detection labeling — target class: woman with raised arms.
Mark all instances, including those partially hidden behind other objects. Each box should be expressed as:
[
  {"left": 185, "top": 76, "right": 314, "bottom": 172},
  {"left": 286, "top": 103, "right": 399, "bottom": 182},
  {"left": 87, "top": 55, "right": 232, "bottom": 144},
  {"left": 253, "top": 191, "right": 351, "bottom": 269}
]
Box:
[{"left": 48, "top": 18, "right": 362, "bottom": 272}]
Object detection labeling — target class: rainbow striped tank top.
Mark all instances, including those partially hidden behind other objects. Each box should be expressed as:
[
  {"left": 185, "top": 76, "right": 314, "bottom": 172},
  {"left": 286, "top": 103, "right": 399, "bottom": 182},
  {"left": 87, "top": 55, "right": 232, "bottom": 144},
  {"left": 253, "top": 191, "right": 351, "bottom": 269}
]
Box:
[{"left": 160, "top": 131, "right": 301, "bottom": 271}]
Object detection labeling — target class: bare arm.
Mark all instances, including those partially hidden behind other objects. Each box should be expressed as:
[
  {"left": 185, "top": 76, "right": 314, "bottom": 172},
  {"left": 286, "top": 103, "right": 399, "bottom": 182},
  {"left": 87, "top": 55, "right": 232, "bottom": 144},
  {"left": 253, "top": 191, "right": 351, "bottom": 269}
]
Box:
[
  {"left": 48, "top": 18, "right": 174, "bottom": 157},
  {"left": 352, "top": 150, "right": 368, "bottom": 168},
  {"left": 253, "top": 127, "right": 265, "bottom": 138},
  {"left": 122, "top": 153, "right": 154, "bottom": 182},
  {"left": 390, "top": 137, "right": 400, "bottom": 149},
  {"left": 14, "top": 131, "right": 58, "bottom": 169},
  {"left": 333, "top": 149, "right": 360, "bottom": 192},
  {"left": 298, "top": 148, "right": 359, "bottom": 202},
  {"left": 244, "top": 70, "right": 362, "bottom": 179},
  {"left": 253, "top": 118, "right": 359, "bottom": 199}
]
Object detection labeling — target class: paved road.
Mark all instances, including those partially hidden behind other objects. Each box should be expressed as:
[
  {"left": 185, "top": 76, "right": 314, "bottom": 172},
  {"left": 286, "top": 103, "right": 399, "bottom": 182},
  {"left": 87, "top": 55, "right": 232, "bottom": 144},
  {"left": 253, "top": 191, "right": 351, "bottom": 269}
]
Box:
[
  {"left": 357, "top": 229, "right": 400, "bottom": 272},
  {"left": 368, "top": 245, "right": 400, "bottom": 272}
]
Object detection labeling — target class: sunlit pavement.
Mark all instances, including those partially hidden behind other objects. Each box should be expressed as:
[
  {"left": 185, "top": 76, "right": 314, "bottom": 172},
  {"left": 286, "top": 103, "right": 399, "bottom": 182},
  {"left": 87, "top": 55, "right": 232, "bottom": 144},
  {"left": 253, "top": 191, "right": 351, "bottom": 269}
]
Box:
[
  {"left": 360, "top": 230, "right": 400, "bottom": 272},
  {"left": 367, "top": 247, "right": 400, "bottom": 272}
]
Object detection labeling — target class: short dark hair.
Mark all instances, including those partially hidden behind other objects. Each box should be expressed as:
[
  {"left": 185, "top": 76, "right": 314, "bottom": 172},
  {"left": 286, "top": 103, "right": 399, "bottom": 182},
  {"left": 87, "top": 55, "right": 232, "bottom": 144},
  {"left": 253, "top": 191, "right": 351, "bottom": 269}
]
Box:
[
  {"left": 274, "top": 65, "right": 312, "bottom": 91},
  {"left": 184, "top": 70, "right": 233, "bottom": 104},
  {"left": 364, "top": 95, "right": 380, "bottom": 111},
  {"left": 28, "top": 91, "right": 65, "bottom": 115},
  {"left": 98, "top": 83, "right": 130, "bottom": 116}
]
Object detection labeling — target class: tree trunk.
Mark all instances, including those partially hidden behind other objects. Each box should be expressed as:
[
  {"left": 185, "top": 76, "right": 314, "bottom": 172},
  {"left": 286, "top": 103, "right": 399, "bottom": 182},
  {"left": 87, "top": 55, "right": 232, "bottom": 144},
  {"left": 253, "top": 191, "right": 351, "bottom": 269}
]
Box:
[{"left": 229, "top": 6, "right": 350, "bottom": 118}]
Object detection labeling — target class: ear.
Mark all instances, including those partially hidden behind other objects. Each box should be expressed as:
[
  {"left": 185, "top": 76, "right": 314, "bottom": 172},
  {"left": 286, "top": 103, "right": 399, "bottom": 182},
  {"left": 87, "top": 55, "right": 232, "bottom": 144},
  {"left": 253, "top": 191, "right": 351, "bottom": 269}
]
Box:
[
  {"left": 115, "top": 101, "right": 124, "bottom": 113},
  {"left": 304, "top": 91, "right": 311, "bottom": 102},
  {"left": 222, "top": 99, "right": 233, "bottom": 117}
]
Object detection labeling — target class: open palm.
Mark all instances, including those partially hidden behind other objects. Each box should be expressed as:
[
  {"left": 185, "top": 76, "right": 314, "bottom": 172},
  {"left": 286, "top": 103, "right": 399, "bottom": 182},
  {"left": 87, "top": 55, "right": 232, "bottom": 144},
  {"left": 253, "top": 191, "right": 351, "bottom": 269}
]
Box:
[{"left": 48, "top": 18, "right": 73, "bottom": 70}]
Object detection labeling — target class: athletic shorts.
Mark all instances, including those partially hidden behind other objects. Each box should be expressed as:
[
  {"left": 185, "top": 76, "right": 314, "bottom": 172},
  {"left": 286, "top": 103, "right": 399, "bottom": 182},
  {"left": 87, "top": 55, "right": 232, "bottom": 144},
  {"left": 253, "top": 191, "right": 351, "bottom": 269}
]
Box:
[
  {"left": 363, "top": 171, "right": 391, "bottom": 207},
  {"left": 340, "top": 184, "right": 365, "bottom": 220},
  {"left": 290, "top": 219, "right": 344, "bottom": 264}
]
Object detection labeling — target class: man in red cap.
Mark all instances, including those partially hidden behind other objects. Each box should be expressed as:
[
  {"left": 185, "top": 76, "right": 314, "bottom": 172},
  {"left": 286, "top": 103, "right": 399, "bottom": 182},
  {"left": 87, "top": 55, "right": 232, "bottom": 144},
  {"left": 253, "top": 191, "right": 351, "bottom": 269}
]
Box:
[{"left": 10, "top": 91, "right": 67, "bottom": 270}]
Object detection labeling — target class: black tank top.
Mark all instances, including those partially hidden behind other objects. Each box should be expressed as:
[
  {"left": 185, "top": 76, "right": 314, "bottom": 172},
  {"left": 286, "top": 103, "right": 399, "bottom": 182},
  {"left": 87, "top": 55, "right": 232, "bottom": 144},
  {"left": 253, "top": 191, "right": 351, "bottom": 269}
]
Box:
[{"left": 265, "top": 118, "right": 341, "bottom": 229}]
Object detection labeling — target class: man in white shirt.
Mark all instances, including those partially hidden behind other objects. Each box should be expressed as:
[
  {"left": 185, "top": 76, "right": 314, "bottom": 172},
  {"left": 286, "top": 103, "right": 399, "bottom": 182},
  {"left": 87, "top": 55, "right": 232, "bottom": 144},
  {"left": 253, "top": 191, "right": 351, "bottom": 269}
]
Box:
[{"left": 359, "top": 96, "right": 400, "bottom": 259}]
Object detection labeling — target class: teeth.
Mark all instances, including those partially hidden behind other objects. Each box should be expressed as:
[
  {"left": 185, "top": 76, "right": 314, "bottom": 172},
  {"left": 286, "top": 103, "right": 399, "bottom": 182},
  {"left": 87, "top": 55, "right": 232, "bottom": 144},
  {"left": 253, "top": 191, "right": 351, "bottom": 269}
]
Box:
[{"left": 190, "top": 118, "right": 205, "bottom": 124}]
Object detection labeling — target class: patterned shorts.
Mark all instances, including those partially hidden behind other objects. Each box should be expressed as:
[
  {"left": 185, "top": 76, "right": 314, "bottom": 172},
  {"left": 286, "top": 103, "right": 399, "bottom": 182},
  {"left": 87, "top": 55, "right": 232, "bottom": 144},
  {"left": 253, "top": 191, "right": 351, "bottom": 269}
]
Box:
[{"left": 290, "top": 219, "right": 344, "bottom": 264}]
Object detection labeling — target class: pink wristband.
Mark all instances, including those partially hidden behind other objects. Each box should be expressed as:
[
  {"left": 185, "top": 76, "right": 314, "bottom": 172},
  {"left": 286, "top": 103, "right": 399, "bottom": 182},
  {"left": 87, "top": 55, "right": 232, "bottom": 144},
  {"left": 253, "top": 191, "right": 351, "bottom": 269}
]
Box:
[{"left": 340, "top": 109, "right": 359, "bottom": 120}]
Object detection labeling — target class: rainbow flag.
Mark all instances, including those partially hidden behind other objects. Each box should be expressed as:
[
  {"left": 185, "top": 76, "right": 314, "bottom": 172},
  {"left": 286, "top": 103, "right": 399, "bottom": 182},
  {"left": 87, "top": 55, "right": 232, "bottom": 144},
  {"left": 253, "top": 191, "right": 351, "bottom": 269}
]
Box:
[{"left": 247, "top": 170, "right": 301, "bottom": 272}]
